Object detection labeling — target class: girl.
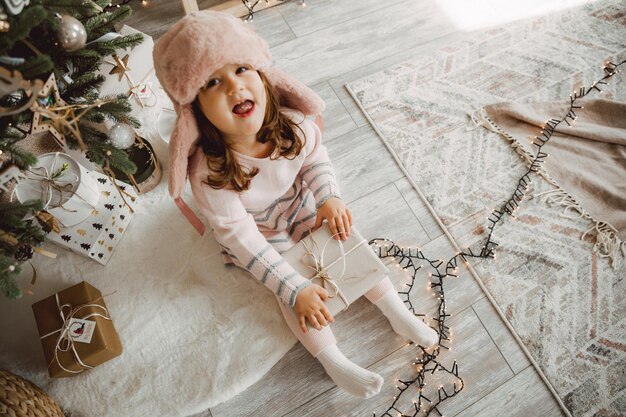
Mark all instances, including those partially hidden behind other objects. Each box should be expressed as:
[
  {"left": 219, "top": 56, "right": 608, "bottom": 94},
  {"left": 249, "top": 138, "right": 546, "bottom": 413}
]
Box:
[{"left": 154, "top": 11, "right": 438, "bottom": 399}]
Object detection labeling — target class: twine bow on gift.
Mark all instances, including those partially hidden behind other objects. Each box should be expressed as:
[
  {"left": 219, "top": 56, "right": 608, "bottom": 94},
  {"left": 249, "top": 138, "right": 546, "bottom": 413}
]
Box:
[
  {"left": 31, "top": 165, "right": 76, "bottom": 213},
  {"left": 300, "top": 231, "right": 371, "bottom": 312},
  {"left": 39, "top": 292, "right": 113, "bottom": 374},
  {"left": 13, "top": 152, "right": 96, "bottom": 226}
]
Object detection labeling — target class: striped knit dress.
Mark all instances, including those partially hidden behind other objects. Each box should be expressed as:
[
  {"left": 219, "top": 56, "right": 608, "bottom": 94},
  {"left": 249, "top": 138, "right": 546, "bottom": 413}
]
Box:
[{"left": 189, "top": 109, "right": 341, "bottom": 308}]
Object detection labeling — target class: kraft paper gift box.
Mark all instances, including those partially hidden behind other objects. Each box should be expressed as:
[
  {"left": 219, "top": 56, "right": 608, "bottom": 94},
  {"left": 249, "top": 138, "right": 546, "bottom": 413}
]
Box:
[
  {"left": 32, "top": 281, "right": 123, "bottom": 378},
  {"left": 283, "top": 224, "right": 389, "bottom": 324}
]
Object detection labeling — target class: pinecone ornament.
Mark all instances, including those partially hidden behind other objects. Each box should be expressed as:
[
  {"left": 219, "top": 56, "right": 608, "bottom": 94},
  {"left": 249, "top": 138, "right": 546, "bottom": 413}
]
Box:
[{"left": 14, "top": 243, "right": 34, "bottom": 261}]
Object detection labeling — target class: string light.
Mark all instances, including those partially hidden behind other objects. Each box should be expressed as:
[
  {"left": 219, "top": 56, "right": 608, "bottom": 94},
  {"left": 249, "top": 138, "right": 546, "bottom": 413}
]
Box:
[
  {"left": 371, "top": 59, "right": 624, "bottom": 416},
  {"left": 240, "top": 0, "right": 308, "bottom": 21},
  {"left": 472, "top": 58, "right": 626, "bottom": 263},
  {"left": 370, "top": 238, "right": 464, "bottom": 417}
]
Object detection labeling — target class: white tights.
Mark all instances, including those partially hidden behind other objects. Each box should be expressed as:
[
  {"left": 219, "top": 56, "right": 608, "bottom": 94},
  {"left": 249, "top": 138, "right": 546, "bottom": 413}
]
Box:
[{"left": 275, "top": 276, "right": 439, "bottom": 397}]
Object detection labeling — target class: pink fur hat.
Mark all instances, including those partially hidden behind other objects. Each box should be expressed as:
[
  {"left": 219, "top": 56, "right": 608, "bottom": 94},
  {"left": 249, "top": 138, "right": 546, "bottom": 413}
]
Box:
[{"left": 153, "top": 10, "right": 325, "bottom": 202}]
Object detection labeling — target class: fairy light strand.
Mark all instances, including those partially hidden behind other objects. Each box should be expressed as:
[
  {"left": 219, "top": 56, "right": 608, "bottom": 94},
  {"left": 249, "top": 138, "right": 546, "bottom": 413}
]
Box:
[
  {"left": 369, "top": 58, "right": 623, "bottom": 417},
  {"left": 369, "top": 239, "right": 464, "bottom": 417},
  {"left": 241, "top": 0, "right": 306, "bottom": 21},
  {"left": 475, "top": 59, "right": 624, "bottom": 264}
]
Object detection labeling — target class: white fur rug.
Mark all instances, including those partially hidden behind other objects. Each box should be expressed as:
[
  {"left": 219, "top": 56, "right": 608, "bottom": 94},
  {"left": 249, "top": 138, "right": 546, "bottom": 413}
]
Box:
[{"left": 0, "top": 114, "right": 296, "bottom": 417}]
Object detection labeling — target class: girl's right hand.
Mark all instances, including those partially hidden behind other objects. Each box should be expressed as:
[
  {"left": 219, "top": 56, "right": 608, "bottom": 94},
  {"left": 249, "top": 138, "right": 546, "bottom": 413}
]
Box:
[{"left": 294, "top": 284, "right": 335, "bottom": 333}]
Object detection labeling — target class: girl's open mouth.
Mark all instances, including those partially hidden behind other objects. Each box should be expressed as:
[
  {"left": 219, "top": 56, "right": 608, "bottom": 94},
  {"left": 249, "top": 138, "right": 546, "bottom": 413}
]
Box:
[{"left": 232, "top": 100, "right": 255, "bottom": 118}]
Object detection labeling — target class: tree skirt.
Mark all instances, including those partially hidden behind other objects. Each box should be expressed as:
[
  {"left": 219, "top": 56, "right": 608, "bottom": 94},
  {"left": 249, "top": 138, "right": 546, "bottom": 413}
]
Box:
[
  {"left": 0, "top": 102, "right": 298, "bottom": 417},
  {"left": 346, "top": 1, "right": 626, "bottom": 416}
]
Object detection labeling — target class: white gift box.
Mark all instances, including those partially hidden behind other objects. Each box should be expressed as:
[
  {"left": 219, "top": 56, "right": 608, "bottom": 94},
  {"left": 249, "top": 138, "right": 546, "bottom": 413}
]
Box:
[
  {"left": 45, "top": 170, "right": 136, "bottom": 265},
  {"left": 94, "top": 25, "right": 176, "bottom": 144},
  {"left": 96, "top": 25, "right": 157, "bottom": 115},
  {"left": 283, "top": 224, "right": 389, "bottom": 324},
  {"left": 14, "top": 152, "right": 100, "bottom": 227}
]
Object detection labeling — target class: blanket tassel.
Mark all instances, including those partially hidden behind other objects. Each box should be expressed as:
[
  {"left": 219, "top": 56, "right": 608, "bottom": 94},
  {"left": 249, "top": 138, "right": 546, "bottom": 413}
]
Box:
[{"left": 532, "top": 187, "right": 624, "bottom": 269}]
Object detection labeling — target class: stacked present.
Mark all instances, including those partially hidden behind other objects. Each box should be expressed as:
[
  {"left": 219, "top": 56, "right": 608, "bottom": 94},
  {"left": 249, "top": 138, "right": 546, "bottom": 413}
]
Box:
[
  {"left": 14, "top": 152, "right": 135, "bottom": 265},
  {"left": 32, "top": 281, "right": 122, "bottom": 378},
  {"left": 283, "top": 224, "right": 390, "bottom": 328},
  {"left": 96, "top": 25, "right": 158, "bottom": 116},
  {"left": 93, "top": 25, "right": 164, "bottom": 193}
]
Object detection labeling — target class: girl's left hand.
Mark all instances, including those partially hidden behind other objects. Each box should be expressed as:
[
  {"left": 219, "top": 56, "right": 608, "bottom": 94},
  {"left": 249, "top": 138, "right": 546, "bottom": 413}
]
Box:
[{"left": 314, "top": 197, "right": 352, "bottom": 240}]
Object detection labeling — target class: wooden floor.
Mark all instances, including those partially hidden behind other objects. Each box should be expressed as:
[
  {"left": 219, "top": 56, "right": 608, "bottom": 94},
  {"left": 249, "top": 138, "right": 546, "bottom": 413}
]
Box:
[{"left": 125, "top": 1, "right": 587, "bottom": 416}]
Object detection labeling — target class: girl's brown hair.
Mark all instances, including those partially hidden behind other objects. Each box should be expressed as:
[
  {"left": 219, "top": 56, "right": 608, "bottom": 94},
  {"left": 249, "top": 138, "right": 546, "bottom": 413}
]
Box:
[{"left": 192, "top": 70, "right": 306, "bottom": 193}]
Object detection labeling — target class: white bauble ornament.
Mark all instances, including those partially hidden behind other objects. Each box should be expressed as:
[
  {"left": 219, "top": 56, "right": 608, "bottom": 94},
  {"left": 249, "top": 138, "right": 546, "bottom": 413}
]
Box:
[
  {"left": 56, "top": 14, "right": 87, "bottom": 52},
  {"left": 108, "top": 123, "right": 136, "bottom": 149}
]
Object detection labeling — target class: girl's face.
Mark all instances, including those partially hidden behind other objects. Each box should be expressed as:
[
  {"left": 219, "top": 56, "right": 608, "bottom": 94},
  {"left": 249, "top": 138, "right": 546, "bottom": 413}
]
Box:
[{"left": 196, "top": 63, "right": 267, "bottom": 142}]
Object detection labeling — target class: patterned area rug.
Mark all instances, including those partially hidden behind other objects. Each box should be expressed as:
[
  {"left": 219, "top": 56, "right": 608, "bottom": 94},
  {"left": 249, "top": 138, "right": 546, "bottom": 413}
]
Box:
[{"left": 346, "top": 2, "right": 626, "bottom": 416}]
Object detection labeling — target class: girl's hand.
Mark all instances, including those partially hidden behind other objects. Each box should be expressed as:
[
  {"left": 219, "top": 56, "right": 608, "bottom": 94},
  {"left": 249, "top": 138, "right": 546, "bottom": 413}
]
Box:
[
  {"left": 294, "top": 284, "right": 335, "bottom": 333},
  {"left": 315, "top": 197, "right": 352, "bottom": 240}
]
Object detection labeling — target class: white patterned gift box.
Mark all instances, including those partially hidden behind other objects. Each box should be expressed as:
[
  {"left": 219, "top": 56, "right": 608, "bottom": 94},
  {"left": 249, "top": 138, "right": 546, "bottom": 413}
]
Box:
[
  {"left": 46, "top": 170, "right": 136, "bottom": 265},
  {"left": 95, "top": 25, "right": 157, "bottom": 116},
  {"left": 283, "top": 224, "right": 389, "bottom": 325}
]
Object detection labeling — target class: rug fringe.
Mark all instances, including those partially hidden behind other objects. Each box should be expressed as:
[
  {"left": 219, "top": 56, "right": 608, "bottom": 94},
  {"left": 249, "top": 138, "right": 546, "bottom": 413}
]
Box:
[
  {"left": 468, "top": 107, "right": 624, "bottom": 269},
  {"left": 582, "top": 222, "right": 626, "bottom": 268},
  {"left": 469, "top": 107, "right": 535, "bottom": 165}
]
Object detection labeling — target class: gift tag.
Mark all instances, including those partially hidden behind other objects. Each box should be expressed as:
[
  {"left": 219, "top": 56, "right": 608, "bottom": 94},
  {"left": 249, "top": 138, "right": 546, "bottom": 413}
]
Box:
[{"left": 68, "top": 318, "right": 96, "bottom": 344}]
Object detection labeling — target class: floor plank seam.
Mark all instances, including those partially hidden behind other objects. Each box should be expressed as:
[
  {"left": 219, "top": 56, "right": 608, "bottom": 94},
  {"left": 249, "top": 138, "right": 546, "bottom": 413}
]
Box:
[
  {"left": 328, "top": 83, "right": 363, "bottom": 127},
  {"left": 279, "top": 384, "right": 338, "bottom": 417},
  {"left": 470, "top": 304, "right": 517, "bottom": 376},
  {"left": 275, "top": 7, "right": 297, "bottom": 40},
  {"left": 343, "top": 173, "right": 406, "bottom": 206},
  {"left": 393, "top": 181, "right": 438, "bottom": 241},
  {"left": 450, "top": 366, "right": 542, "bottom": 417}
]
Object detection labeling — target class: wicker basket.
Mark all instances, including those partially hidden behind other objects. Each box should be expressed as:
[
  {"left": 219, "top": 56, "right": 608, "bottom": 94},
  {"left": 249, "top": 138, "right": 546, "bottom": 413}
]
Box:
[{"left": 0, "top": 369, "right": 65, "bottom": 417}]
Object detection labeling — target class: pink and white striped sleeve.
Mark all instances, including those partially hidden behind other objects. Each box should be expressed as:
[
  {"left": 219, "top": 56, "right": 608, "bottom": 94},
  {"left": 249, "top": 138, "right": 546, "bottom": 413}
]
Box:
[
  {"left": 298, "top": 118, "right": 341, "bottom": 209},
  {"left": 190, "top": 180, "right": 312, "bottom": 308}
]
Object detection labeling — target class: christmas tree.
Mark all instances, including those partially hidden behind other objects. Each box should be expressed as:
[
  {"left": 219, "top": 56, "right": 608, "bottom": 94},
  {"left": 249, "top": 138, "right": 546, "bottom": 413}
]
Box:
[{"left": 0, "top": 0, "right": 143, "bottom": 298}]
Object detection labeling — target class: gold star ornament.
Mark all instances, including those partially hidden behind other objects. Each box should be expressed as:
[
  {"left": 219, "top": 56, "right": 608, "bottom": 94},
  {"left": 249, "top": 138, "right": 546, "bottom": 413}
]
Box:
[{"left": 108, "top": 53, "right": 131, "bottom": 82}]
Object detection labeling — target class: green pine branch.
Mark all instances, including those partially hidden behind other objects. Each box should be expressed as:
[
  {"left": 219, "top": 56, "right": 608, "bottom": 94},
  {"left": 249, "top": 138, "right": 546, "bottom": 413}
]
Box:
[
  {"left": 0, "top": 200, "right": 45, "bottom": 229},
  {"left": 0, "top": 256, "right": 22, "bottom": 298},
  {"left": 86, "top": 140, "right": 137, "bottom": 175},
  {"left": 64, "top": 47, "right": 103, "bottom": 68},
  {"left": 88, "top": 33, "right": 144, "bottom": 56},
  {"left": 63, "top": 73, "right": 106, "bottom": 100},
  {"left": 72, "top": 56, "right": 103, "bottom": 76},
  {"left": 85, "top": 6, "right": 132, "bottom": 40},
  {"left": 14, "top": 54, "right": 54, "bottom": 80},
  {"left": 0, "top": 138, "right": 38, "bottom": 170},
  {"left": 0, "top": 6, "right": 48, "bottom": 53},
  {"left": 92, "top": 94, "right": 141, "bottom": 127},
  {"left": 34, "top": 0, "right": 103, "bottom": 18}
]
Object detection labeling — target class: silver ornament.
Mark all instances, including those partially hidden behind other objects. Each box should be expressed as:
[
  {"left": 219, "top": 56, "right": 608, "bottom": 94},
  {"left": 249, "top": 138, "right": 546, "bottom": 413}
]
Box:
[
  {"left": 108, "top": 123, "right": 136, "bottom": 149},
  {"left": 56, "top": 14, "right": 87, "bottom": 52}
]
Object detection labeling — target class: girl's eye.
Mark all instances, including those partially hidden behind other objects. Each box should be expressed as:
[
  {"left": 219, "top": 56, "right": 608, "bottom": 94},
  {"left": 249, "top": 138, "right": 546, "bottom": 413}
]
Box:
[{"left": 204, "top": 67, "right": 248, "bottom": 88}]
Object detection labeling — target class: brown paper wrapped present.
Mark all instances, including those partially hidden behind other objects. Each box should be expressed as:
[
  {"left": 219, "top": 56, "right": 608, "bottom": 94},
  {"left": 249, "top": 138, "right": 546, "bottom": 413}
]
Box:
[
  {"left": 31, "top": 281, "right": 122, "bottom": 378},
  {"left": 283, "top": 224, "right": 389, "bottom": 326}
]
